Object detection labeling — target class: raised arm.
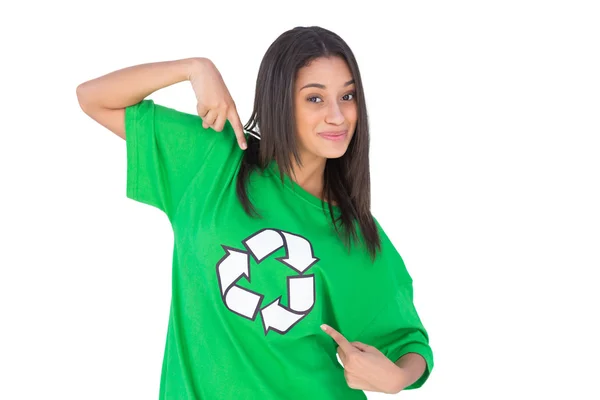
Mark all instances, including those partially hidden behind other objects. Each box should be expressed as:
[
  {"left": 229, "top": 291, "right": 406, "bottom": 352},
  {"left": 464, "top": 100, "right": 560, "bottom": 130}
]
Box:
[
  {"left": 76, "top": 57, "right": 246, "bottom": 149},
  {"left": 76, "top": 58, "right": 198, "bottom": 139}
]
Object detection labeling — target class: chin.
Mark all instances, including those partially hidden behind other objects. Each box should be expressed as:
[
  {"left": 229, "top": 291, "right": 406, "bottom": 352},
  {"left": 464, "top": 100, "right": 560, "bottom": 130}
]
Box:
[
  {"left": 320, "top": 147, "right": 349, "bottom": 159},
  {"left": 314, "top": 133, "right": 353, "bottom": 159}
]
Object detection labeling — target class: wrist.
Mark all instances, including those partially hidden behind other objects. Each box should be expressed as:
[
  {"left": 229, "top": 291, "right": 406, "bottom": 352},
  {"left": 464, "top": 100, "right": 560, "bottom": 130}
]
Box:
[
  {"left": 389, "top": 365, "right": 409, "bottom": 394},
  {"left": 186, "top": 57, "right": 211, "bottom": 81}
]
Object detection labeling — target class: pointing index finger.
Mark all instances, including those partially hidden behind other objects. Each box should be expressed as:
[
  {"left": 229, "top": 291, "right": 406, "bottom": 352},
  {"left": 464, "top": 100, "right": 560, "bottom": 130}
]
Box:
[
  {"left": 321, "top": 324, "right": 353, "bottom": 352},
  {"left": 227, "top": 107, "right": 247, "bottom": 150}
]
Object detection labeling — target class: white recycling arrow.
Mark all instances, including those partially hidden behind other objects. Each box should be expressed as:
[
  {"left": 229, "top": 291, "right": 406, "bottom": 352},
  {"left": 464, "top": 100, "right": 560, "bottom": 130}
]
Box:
[
  {"left": 217, "top": 247, "right": 263, "bottom": 319},
  {"left": 261, "top": 297, "right": 305, "bottom": 334},
  {"left": 217, "top": 248, "right": 250, "bottom": 296},
  {"left": 278, "top": 231, "right": 319, "bottom": 273},
  {"left": 225, "top": 285, "right": 262, "bottom": 319},
  {"left": 288, "top": 275, "right": 315, "bottom": 313},
  {"left": 244, "top": 229, "right": 284, "bottom": 261}
]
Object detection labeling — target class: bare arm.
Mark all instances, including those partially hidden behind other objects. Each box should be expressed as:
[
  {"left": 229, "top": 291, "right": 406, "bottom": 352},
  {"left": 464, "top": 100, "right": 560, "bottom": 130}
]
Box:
[
  {"left": 392, "top": 352, "right": 427, "bottom": 392},
  {"left": 76, "top": 57, "right": 201, "bottom": 139}
]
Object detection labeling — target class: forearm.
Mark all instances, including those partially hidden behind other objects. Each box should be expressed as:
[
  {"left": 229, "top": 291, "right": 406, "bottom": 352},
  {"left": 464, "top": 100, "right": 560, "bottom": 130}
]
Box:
[
  {"left": 392, "top": 352, "right": 426, "bottom": 393},
  {"left": 76, "top": 57, "right": 202, "bottom": 110}
]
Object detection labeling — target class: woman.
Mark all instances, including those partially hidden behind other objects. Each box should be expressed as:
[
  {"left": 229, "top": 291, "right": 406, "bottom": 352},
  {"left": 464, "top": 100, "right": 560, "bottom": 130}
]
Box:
[{"left": 77, "top": 26, "right": 434, "bottom": 399}]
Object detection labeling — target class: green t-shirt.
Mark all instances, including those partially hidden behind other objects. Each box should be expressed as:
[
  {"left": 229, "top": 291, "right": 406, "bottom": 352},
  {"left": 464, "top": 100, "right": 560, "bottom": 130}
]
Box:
[{"left": 124, "top": 99, "right": 434, "bottom": 399}]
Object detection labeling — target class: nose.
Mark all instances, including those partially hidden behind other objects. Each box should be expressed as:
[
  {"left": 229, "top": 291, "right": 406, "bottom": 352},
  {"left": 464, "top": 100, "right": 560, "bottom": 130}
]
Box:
[{"left": 324, "top": 101, "right": 345, "bottom": 125}]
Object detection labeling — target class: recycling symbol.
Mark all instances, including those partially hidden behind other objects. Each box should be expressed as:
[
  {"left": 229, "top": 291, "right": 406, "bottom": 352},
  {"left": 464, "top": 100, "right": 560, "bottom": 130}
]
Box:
[{"left": 216, "top": 228, "right": 319, "bottom": 335}]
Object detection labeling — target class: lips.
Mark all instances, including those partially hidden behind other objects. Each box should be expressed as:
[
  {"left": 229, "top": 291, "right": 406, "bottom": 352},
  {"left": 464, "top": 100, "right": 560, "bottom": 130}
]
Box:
[{"left": 318, "top": 130, "right": 348, "bottom": 141}]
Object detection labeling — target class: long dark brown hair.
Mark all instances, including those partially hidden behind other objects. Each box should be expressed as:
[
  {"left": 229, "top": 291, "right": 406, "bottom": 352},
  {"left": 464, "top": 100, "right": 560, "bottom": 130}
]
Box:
[{"left": 236, "top": 26, "right": 381, "bottom": 261}]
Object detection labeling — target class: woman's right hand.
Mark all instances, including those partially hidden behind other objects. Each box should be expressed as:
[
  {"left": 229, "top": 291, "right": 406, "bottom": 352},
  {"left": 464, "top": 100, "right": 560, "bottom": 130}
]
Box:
[{"left": 188, "top": 58, "right": 247, "bottom": 150}]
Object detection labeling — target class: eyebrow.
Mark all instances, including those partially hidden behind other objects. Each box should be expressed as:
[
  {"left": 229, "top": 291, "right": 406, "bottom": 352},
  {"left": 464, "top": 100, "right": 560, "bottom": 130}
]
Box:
[{"left": 300, "top": 79, "right": 355, "bottom": 91}]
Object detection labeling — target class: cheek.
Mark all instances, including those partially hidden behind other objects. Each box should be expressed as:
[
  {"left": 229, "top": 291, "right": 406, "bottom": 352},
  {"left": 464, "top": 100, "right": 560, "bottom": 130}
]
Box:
[
  {"left": 296, "top": 106, "right": 321, "bottom": 132},
  {"left": 343, "top": 104, "right": 358, "bottom": 123},
  {"left": 294, "top": 107, "right": 315, "bottom": 146},
  {"left": 344, "top": 105, "right": 358, "bottom": 140}
]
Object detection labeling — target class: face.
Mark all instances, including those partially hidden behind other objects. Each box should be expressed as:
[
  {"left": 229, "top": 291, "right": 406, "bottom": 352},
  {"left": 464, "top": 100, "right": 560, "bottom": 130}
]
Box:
[{"left": 293, "top": 56, "right": 357, "bottom": 164}]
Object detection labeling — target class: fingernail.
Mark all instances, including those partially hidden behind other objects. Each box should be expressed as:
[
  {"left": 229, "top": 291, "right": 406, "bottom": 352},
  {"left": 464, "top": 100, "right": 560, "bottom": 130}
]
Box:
[
  {"left": 241, "top": 142, "right": 247, "bottom": 150},
  {"left": 320, "top": 324, "right": 327, "bottom": 332}
]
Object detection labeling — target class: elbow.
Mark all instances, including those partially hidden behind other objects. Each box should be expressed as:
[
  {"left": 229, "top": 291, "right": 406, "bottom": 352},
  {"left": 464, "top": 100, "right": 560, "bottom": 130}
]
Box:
[
  {"left": 76, "top": 83, "right": 94, "bottom": 113},
  {"left": 76, "top": 83, "right": 86, "bottom": 104}
]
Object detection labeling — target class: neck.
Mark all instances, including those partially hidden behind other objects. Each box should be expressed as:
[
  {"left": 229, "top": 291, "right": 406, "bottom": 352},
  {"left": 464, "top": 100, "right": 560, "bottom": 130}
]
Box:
[{"left": 290, "top": 154, "right": 327, "bottom": 201}]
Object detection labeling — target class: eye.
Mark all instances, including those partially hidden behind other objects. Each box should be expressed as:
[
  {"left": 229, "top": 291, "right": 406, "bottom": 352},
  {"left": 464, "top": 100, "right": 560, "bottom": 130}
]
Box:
[
  {"left": 307, "top": 92, "right": 356, "bottom": 103},
  {"left": 343, "top": 92, "right": 356, "bottom": 101}
]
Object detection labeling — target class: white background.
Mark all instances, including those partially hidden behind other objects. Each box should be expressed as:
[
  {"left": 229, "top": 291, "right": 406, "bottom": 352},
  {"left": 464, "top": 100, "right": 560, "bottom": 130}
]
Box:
[{"left": 1, "top": 0, "right": 599, "bottom": 399}]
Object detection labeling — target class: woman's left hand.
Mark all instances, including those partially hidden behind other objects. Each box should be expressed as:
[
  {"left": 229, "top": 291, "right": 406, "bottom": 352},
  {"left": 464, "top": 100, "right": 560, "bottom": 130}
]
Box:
[{"left": 321, "top": 324, "right": 407, "bottom": 394}]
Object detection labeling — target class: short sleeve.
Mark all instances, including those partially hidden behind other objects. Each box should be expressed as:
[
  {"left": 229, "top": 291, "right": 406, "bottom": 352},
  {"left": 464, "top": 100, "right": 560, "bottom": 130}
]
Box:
[
  {"left": 355, "top": 281, "right": 434, "bottom": 390},
  {"left": 124, "top": 99, "right": 238, "bottom": 221},
  {"left": 351, "top": 216, "right": 434, "bottom": 390}
]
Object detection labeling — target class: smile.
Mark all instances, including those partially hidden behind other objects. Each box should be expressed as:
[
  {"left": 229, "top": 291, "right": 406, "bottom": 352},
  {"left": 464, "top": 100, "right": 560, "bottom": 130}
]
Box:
[{"left": 318, "top": 130, "right": 347, "bottom": 141}]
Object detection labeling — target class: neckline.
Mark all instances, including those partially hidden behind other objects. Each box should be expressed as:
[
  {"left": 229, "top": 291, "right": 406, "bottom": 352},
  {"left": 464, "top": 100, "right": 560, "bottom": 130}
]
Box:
[{"left": 266, "top": 160, "right": 341, "bottom": 214}]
